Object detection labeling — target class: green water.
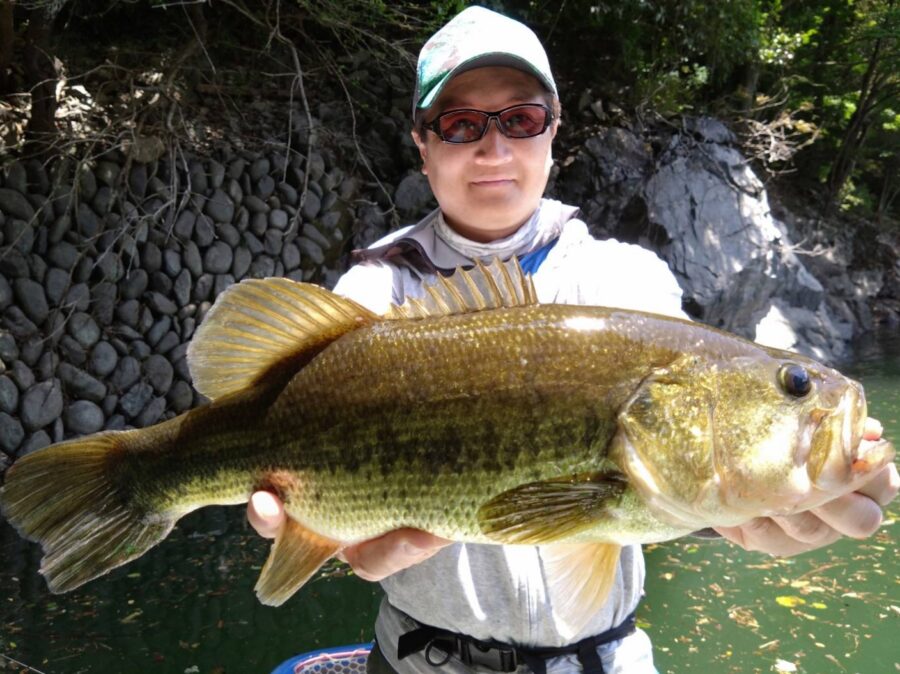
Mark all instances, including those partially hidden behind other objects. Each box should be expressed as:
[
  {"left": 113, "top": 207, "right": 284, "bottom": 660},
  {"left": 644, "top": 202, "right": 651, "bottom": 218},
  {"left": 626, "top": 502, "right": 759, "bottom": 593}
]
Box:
[{"left": 1, "top": 334, "right": 898, "bottom": 674}]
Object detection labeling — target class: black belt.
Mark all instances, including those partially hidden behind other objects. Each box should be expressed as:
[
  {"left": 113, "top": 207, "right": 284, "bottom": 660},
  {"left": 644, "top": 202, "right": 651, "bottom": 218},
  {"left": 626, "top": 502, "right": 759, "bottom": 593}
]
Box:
[{"left": 397, "top": 610, "right": 637, "bottom": 673}]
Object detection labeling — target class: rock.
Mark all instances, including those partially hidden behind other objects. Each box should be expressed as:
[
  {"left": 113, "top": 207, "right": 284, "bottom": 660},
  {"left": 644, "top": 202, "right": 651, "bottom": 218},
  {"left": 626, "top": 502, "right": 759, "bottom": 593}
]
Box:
[
  {"left": 209, "top": 160, "right": 226, "bottom": 189},
  {"left": 281, "top": 242, "right": 301, "bottom": 271},
  {"left": 148, "top": 291, "right": 178, "bottom": 316},
  {"left": 300, "top": 191, "right": 321, "bottom": 220},
  {"left": 105, "top": 414, "right": 127, "bottom": 431},
  {"left": 45, "top": 267, "right": 70, "bottom": 305},
  {"left": 264, "top": 229, "right": 283, "bottom": 256},
  {"left": 297, "top": 236, "right": 325, "bottom": 265},
  {"left": 167, "top": 379, "right": 194, "bottom": 413},
  {"left": 96, "top": 161, "right": 120, "bottom": 186},
  {"left": 0, "top": 412, "right": 24, "bottom": 453},
  {"left": 59, "top": 335, "right": 87, "bottom": 366},
  {"left": 90, "top": 341, "right": 119, "bottom": 377},
  {"left": 250, "top": 212, "right": 268, "bottom": 237},
  {"left": 205, "top": 188, "right": 235, "bottom": 223},
  {"left": 256, "top": 175, "right": 276, "bottom": 200},
  {"left": 269, "top": 209, "right": 289, "bottom": 230},
  {"left": 0, "top": 188, "right": 35, "bottom": 221},
  {"left": 64, "top": 282, "right": 91, "bottom": 312},
  {"left": 216, "top": 222, "right": 241, "bottom": 247},
  {"left": 75, "top": 203, "right": 100, "bottom": 238},
  {"left": 213, "top": 273, "right": 235, "bottom": 298},
  {"left": 19, "top": 336, "right": 42, "bottom": 367},
  {"left": 155, "top": 330, "right": 180, "bottom": 355},
  {"left": 69, "top": 311, "right": 101, "bottom": 348},
  {"left": 5, "top": 161, "right": 27, "bottom": 192},
  {"left": 0, "top": 331, "right": 17, "bottom": 364},
  {"left": 14, "top": 278, "right": 49, "bottom": 325},
  {"left": 116, "top": 298, "right": 141, "bottom": 327},
  {"left": 243, "top": 194, "right": 270, "bottom": 214},
  {"left": 19, "top": 430, "right": 50, "bottom": 455},
  {"left": 142, "top": 241, "right": 162, "bottom": 273},
  {"left": 57, "top": 362, "right": 107, "bottom": 402},
  {"left": 174, "top": 210, "right": 196, "bottom": 240},
  {"left": 194, "top": 215, "right": 215, "bottom": 247},
  {"left": 119, "top": 381, "right": 155, "bottom": 419},
  {"left": 232, "top": 246, "right": 252, "bottom": 279},
  {"left": 192, "top": 273, "right": 214, "bottom": 302},
  {"left": 147, "top": 316, "right": 172, "bottom": 347},
  {"left": 174, "top": 269, "right": 192, "bottom": 307},
  {"left": 0, "top": 275, "right": 12, "bottom": 310},
  {"left": 135, "top": 396, "right": 167, "bottom": 427},
  {"left": 91, "top": 282, "right": 117, "bottom": 326},
  {"left": 3, "top": 306, "right": 38, "bottom": 339},
  {"left": 129, "top": 163, "right": 148, "bottom": 198},
  {"left": 277, "top": 182, "right": 298, "bottom": 205},
  {"left": 144, "top": 354, "right": 174, "bottom": 394},
  {"left": 5, "top": 218, "right": 34, "bottom": 254},
  {"left": 111, "top": 356, "right": 141, "bottom": 392},
  {"left": 0, "top": 375, "right": 18, "bottom": 413},
  {"left": 183, "top": 240, "right": 203, "bottom": 278},
  {"left": 93, "top": 186, "right": 113, "bottom": 215},
  {"left": 8, "top": 360, "right": 35, "bottom": 390},
  {"left": 36, "top": 350, "right": 58, "bottom": 380},
  {"left": 64, "top": 400, "right": 105, "bottom": 435},
  {"left": 394, "top": 172, "right": 434, "bottom": 218},
  {"left": 150, "top": 270, "right": 173, "bottom": 295},
  {"left": 130, "top": 339, "right": 151, "bottom": 360},
  {"left": 47, "top": 241, "right": 79, "bottom": 270},
  {"left": 20, "top": 379, "right": 63, "bottom": 431},
  {"left": 203, "top": 240, "right": 233, "bottom": 274},
  {"left": 0, "top": 248, "right": 29, "bottom": 277},
  {"left": 250, "top": 157, "right": 271, "bottom": 181}
]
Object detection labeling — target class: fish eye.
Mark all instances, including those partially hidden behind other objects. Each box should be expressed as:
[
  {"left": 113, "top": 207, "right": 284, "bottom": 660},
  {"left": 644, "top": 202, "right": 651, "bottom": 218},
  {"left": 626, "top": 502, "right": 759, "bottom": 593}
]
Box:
[{"left": 778, "top": 363, "right": 812, "bottom": 398}]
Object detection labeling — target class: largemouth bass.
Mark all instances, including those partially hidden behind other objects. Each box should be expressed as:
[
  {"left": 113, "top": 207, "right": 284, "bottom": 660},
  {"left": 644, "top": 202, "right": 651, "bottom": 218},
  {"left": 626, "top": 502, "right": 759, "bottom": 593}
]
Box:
[{"left": 0, "top": 260, "right": 893, "bottom": 636}]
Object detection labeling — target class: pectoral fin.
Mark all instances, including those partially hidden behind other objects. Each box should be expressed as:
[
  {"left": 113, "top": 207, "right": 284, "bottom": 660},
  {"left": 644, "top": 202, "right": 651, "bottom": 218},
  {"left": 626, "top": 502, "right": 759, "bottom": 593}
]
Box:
[
  {"left": 477, "top": 473, "right": 628, "bottom": 545},
  {"left": 254, "top": 517, "right": 341, "bottom": 606},
  {"left": 541, "top": 542, "right": 622, "bottom": 639}
]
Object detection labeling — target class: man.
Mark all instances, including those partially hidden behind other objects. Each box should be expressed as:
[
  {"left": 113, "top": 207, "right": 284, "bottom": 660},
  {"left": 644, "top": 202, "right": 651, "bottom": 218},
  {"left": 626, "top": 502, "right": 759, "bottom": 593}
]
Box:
[{"left": 250, "top": 7, "right": 898, "bottom": 673}]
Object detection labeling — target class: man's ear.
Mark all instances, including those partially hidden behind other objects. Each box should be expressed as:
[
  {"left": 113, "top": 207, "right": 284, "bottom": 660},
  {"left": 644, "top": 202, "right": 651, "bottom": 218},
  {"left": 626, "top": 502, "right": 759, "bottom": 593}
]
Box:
[{"left": 411, "top": 129, "right": 428, "bottom": 175}]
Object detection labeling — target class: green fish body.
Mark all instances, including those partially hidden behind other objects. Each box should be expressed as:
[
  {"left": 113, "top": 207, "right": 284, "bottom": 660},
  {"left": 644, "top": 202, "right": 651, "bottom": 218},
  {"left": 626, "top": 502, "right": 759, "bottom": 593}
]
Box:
[{"left": 0, "top": 260, "right": 893, "bottom": 634}]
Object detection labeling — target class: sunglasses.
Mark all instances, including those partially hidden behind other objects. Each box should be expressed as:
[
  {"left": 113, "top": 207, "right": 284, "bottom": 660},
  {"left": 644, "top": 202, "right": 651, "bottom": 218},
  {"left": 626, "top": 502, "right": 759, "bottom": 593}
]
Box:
[{"left": 424, "top": 104, "right": 554, "bottom": 144}]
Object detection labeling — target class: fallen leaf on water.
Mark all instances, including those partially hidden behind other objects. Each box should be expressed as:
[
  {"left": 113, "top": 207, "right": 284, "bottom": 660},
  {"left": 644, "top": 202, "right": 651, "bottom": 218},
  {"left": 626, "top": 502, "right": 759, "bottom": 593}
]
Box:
[
  {"left": 776, "top": 596, "right": 806, "bottom": 608},
  {"left": 120, "top": 609, "right": 143, "bottom": 624},
  {"left": 773, "top": 659, "right": 798, "bottom": 672}
]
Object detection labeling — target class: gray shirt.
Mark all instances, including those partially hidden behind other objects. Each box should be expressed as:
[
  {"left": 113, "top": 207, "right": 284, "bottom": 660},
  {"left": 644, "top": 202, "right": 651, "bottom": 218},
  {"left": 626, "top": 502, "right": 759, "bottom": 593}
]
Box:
[{"left": 333, "top": 199, "right": 685, "bottom": 672}]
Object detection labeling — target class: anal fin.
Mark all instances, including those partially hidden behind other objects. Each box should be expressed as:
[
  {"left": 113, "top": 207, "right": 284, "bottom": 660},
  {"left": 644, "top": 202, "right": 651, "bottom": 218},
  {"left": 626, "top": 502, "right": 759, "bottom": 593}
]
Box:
[
  {"left": 254, "top": 517, "right": 341, "bottom": 606},
  {"left": 541, "top": 543, "right": 622, "bottom": 640}
]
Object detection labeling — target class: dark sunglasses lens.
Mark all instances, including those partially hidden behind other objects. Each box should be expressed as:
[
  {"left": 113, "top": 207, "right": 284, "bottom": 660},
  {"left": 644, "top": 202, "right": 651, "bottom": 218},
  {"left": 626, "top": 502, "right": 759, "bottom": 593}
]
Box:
[
  {"left": 437, "top": 110, "right": 489, "bottom": 143},
  {"left": 498, "top": 106, "right": 549, "bottom": 137}
]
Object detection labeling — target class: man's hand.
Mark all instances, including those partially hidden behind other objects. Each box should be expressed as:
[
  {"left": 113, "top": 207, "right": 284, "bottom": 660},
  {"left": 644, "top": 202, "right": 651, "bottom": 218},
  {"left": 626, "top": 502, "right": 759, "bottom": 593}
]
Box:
[
  {"left": 247, "top": 491, "right": 452, "bottom": 581},
  {"left": 716, "top": 418, "right": 899, "bottom": 556}
]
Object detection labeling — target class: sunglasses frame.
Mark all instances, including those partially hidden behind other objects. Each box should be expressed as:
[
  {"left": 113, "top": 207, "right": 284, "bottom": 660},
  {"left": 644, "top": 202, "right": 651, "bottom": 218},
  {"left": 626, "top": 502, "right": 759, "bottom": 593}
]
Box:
[{"left": 424, "top": 104, "right": 554, "bottom": 144}]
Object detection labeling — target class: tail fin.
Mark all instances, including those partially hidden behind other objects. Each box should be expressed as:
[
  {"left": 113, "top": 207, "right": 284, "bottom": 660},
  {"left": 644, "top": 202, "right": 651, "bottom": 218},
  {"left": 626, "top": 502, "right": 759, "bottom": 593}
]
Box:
[{"left": 0, "top": 433, "right": 176, "bottom": 593}]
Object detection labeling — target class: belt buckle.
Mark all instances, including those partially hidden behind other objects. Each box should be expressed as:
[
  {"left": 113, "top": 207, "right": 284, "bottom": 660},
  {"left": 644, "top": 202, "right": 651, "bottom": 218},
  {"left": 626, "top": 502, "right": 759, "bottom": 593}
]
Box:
[{"left": 457, "top": 638, "right": 518, "bottom": 672}]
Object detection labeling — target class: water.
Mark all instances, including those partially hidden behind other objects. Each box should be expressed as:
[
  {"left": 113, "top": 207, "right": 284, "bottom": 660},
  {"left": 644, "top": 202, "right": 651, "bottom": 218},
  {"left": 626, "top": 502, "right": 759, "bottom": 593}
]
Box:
[{"left": 1, "top": 333, "right": 898, "bottom": 674}]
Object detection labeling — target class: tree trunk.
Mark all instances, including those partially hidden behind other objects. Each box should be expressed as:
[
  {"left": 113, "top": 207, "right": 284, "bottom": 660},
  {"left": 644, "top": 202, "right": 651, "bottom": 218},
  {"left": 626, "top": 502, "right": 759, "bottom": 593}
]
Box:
[{"left": 23, "top": 7, "right": 58, "bottom": 155}]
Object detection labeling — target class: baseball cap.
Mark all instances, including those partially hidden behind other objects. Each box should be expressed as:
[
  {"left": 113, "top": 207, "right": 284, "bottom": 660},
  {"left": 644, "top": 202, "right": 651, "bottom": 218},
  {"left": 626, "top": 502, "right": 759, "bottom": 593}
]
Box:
[{"left": 413, "top": 6, "right": 557, "bottom": 118}]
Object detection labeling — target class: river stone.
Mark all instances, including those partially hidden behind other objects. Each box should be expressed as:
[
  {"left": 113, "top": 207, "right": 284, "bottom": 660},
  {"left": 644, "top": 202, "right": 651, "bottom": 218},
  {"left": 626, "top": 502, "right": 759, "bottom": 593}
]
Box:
[
  {"left": 162, "top": 249, "right": 182, "bottom": 277},
  {"left": 90, "top": 341, "right": 118, "bottom": 377},
  {"left": 0, "top": 375, "right": 18, "bottom": 413},
  {"left": 193, "top": 273, "right": 213, "bottom": 302},
  {"left": 5, "top": 161, "right": 27, "bottom": 192},
  {"left": 297, "top": 237, "right": 325, "bottom": 266},
  {"left": 102, "top": 394, "right": 118, "bottom": 416},
  {"left": 139, "top": 305, "right": 154, "bottom": 334},
  {"left": 280, "top": 242, "right": 300, "bottom": 271},
  {"left": 65, "top": 283, "right": 91, "bottom": 312},
  {"left": 21, "top": 379, "right": 63, "bottom": 431},
  {"left": 3, "top": 306, "right": 38, "bottom": 339},
  {"left": 0, "top": 331, "right": 17, "bottom": 363},
  {"left": 129, "top": 163, "right": 148, "bottom": 198},
  {"left": 174, "top": 269, "right": 192, "bottom": 307},
  {"left": 45, "top": 267, "right": 69, "bottom": 305},
  {"left": 203, "top": 241, "right": 233, "bottom": 275},
  {"left": 183, "top": 240, "right": 203, "bottom": 278},
  {"left": 300, "top": 191, "right": 321, "bottom": 221},
  {"left": 269, "top": 209, "right": 289, "bottom": 230},
  {"left": 264, "top": 229, "right": 283, "bottom": 256},
  {"left": 111, "top": 356, "right": 141, "bottom": 392},
  {"left": 92, "top": 186, "right": 113, "bottom": 215},
  {"left": 8, "top": 360, "right": 35, "bottom": 391},
  {"left": 174, "top": 210, "right": 196, "bottom": 240},
  {"left": 243, "top": 231, "right": 264, "bottom": 256},
  {"left": 147, "top": 291, "right": 177, "bottom": 316},
  {"left": 0, "top": 248, "right": 29, "bottom": 277},
  {"left": 28, "top": 253, "right": 47, "bottom": 284},
  {"left": 216, "top": 222, "right": 241, "bottom": 248},
  {"left": 167, "top": 379, "right": 193, "bottom": 413},
  {"left": 0, "top": 188, "right": 35, "bottom": 221},
  {"left": 136, "top": 396, "right": 167, "bottom": 427},
  {"left": 0, "top": 412, "right": 24, "bottom": 453},
  {"left": 19, "top": 430, "right": 50, "bottom": 456},
  {"left": 19, "top": 336, "right": 42, "bottom": 368},
  {"left": 250, "top": 157, "right": 270, "bottom": 181},
  {"left": 75, "top": 203, "right": 101, "bottom": 238},
  {"left": 194, "top": 215, "right": 215, "bottom": 247},
  {"left": 58, "top": 362, "right": 107, "bottom": 402},
  {"left": 36, "top": 351, "right": 59, "bottom": 380},
  {"left": 228, "top": 157, "right": 246, "bottom": 180},
  {"left": 141, "top": 241, "right": 162, "bottom": 273},
  {"left": 256, "top": 175, "right": 276, "bottom": 200},
  {"left": 96, "top": 250, "right": 123, "bottom": 282},
  {"left": 155, "top": 331, "right": 180, "bottom": 355},
  {"left": 105, "top": 414, "right": 127, "bottom": 431},
  {"left": 130, "top": 340, "right": 151, "bottom": 360},
  {"left": 249, "top": 256, "right": 276, "bottom": 278},
  {"left": 120, "top": 381, "right": 154, "bottom": 419},
  {"left": 181, "top": 316, "right": 196, "bottom": 340},
  {"left": 116, "top": 299, "right": 141, "bottom": 327},
  {"left": 96, "top": 161, "right": 120, "bottom": 186},
  {"left": 5, "top": 218, "right": 34, "bottom": 254},
  {"left": 91, "top": 282, "right": 116, "bottom": 327},
  {"left": 64, "top": 400, "right": 105, "bottom": 435},
  {"left": 59, "top": 335, "right": 87, "bottom": 366},
  {"left": 0, "top": 276, "right": 12, "bottom": 310},
  {"left": 230, "top": 246, "right": 250, "bottom": 279},
  {"left": 14, "top": 278, "right": 49, "bottom": 325},
  {"left": 47, "top": 241, "right": 78, "bottom": 271},
  {"left": 209, "top": 160, "right": 225, "bottom": 189},
  {"left": 213, "top": 273, "right": 235, "bottom": 298},
  {"left": 144, "top": 354, "right": 174, "bottom": 395},
  {"left": 150, "top": 270, "right": 173, "bottom": 295},
  {"left": 243, "top": 194, "right": 269, "bottom": 215},
  {"left": 205, "top": 188, "right": 235, "bottom": 223},
  {"left": 49, "top": 214, "right": 70, "bottom": 244},
  {"left": 147, "top": 316, "right": 172, "bottom": 347},
  {"left": 69, "top": 312, "right": 101, "bottom": 348}
]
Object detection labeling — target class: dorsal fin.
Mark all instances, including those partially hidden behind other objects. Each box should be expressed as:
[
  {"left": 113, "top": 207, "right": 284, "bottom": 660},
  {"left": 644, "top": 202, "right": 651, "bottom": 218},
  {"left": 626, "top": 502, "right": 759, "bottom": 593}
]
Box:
[
  {"left": 388, "top": 257, "right": 538, "bottom": 320},
  {"left": 188, "top": 278, "right": 377, "bottom": 400}
]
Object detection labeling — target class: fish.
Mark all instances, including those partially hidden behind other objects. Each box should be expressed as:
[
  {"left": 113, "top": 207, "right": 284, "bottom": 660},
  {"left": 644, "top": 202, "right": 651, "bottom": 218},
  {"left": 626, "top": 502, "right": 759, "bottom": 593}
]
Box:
[{"left": 0, "top": 259, "right": 894, "bottom": 636}]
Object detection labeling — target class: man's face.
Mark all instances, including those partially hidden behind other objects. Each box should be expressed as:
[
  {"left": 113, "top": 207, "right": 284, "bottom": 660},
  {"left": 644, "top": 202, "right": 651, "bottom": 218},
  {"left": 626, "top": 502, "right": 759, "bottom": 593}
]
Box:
[{"left": 412, "top": 67, "right": 558, "bottom": 243}]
